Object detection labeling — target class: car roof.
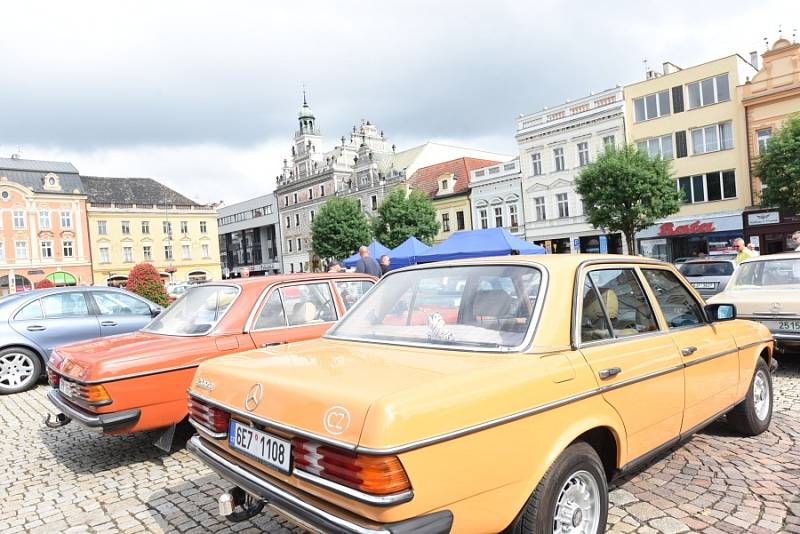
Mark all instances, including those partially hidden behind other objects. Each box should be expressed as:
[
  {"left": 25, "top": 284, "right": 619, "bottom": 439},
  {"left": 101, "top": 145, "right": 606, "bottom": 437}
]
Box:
[
  {"left": 217, "top": 272, "right": 376, "bottom": 288},
  {"left": 395, "top": 253, "right": 670, "bottom": 272},
  {"left": 741, "top": 252, "right": 800, "bottom": 263},
  {"left": 681, "top": 258, "right": 735, "bottom": 264}
]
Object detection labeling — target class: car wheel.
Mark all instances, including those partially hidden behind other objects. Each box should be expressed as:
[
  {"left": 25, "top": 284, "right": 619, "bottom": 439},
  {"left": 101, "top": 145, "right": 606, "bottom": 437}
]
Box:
[
  {"left": 727, "top": 357, "right": 772, "bottom": 436},
  {"left": 509, "top": 442, "right": 607, "bottom": 534},
  {"left": 0, "top": 347, "right": 42, "bottom": 394}
]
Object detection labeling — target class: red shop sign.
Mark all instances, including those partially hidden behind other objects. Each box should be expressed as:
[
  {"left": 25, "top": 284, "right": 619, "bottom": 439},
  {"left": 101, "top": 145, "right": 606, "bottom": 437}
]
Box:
[{"left": 658, "top": 221, "right": 715, "bottom": 236}]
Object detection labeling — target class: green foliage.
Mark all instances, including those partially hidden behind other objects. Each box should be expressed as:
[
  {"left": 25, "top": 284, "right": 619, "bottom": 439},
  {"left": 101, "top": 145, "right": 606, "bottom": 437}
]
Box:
[
  {"left": 373, "top": 188, "right": 440, "bottom": 248},
  {"left": 127, "top": 263, "right": 169, "bottom": 307},
  {"left": 311, "top": 197, "right": 372, "bottom": 260},
  {"left": 575, "top": 144, "right": 682, "bottom": 254},
  {"left": 756, "top": 115, "right": 800, "bottom": 213},
  {"left": 35, "top": 279, "right": 55, "bottom": 289}
]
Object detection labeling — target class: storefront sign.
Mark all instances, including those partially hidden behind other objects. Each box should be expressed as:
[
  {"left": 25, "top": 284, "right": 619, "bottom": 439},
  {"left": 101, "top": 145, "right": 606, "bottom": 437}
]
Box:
[
  {"left": 747, "top": 211, "right": 780, "bottom": 226},
  {"left": 573, "top": 238, "right": 580, "bottom": 252},
  {"left": 658, "top": 221, "right": 715, "bottom": 236}
]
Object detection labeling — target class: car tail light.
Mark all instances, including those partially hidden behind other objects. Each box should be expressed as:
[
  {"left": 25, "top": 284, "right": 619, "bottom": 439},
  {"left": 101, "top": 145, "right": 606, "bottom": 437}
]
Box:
[
  {"left": 63, "top": 382, "right": 112, "bottom": 406},
  {"left": 189, "top": 397, "right": 230, "bottom": 435},
  {"left": 47, "top": 352, "right": 63, "bottom": 387},
  {"left": 292, "top": 438, "right": 411, "bottom": 496}
]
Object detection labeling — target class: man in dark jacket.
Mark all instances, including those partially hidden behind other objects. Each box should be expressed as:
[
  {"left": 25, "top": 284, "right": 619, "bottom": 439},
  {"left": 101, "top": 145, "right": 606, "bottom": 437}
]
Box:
[
  {"left": 379, "top": 255, "right": 390, "bottom": 276},
  {"left": 354, "top": 246, "right": 381, "bottom": 277}
]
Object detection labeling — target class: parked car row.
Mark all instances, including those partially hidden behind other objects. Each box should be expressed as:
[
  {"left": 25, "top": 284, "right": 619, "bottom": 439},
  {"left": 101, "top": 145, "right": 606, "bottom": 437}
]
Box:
[{"left": 36, "top": 254, "right": 778, "bottom": 533}]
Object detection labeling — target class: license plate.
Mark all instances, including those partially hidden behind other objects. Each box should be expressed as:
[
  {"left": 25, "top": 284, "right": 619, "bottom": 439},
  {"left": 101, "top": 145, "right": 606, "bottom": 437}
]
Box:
[
  {"left": 777, "top": 320, "right": 800, "bottom": 332},
  {"left": 228, "top": 420, "right": 291, "bottom": 473},
  {"left": 59, "top": 379, "right": 76, "bottom": 398},
  {"left": 691, "top": 282, "right": 716, "bottom": 289}
]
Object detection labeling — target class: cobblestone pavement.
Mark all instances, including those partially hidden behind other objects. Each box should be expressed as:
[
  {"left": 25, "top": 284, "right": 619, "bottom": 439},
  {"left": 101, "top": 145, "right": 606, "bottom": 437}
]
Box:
[{"left": 1, "top": 358, "right": 799, "bottom": 534}]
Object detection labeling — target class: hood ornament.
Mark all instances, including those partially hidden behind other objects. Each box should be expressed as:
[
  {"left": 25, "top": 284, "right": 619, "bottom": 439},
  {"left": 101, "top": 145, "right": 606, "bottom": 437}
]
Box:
[
  {"left": 770, "top": 302, "right": 782, "bottom": 313},
  {"left": 196, "top": 378, "right": 215, "bottom": 391},
  {"left": 245, "top": 383, "right": 263, "bottom": 411}
]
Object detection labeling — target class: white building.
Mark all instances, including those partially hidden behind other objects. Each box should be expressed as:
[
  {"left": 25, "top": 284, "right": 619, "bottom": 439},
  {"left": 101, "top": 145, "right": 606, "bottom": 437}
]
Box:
[
  {"left": 516, "top": 86, "right": 627, "bottom": 253},
  {"left": 469, "top": 158, "right": 525, "bottom": 237}
]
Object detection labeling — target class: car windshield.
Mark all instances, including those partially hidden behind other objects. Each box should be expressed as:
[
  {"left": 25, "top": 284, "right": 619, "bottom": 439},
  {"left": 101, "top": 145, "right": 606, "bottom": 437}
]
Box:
[
  {"left": 327, "top": 265, "right": 542, "bottom": 350},
  {"left": 730, "top": 258, "right": 800, "bottom": 290},
  {"left": 144, "top": 285, "right": 238, "bottom": 335},
  {"left": 679, "top": 262, "right": 734, "bottom": 277}
]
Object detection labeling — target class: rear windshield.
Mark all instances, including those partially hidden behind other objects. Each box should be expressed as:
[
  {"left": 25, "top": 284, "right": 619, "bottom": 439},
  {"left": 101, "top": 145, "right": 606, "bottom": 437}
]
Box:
[
  {"left": 327, "top": 265, "right": 542, "bottom": 351},
  {"left": 730, "top": 259, "right": 800, "bottom": 290},
  {"left": 144, "top": 285, "right": 238, "bottom": 335},
  {"left": 678, "top": 262, "right": 734, "bottom": 277}
]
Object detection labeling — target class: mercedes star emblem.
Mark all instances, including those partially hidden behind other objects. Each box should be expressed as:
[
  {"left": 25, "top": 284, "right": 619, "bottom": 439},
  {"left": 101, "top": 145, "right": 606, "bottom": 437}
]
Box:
[
  {"left": 770, "top": 302, "right": 782, "bottom": 313},
  {"left": 244, "top": 383, "right": 263, "bottom": 412}
]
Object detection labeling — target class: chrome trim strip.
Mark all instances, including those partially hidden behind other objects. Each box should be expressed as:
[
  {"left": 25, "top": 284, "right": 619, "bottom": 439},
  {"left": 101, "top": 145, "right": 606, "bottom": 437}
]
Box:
[
  {"left": 189, "top": 417, "right": 227, "bottom": 439},
  {"left": 293, "top": 469, "right": 413, "bottom": 506},
  {"left": 188, "top": 437, "right": 391, "bottom": 534},
  {"left": 774, "top": 333, "right": 800, "bottom": 340},
  {"left": 739, "top": 313, "right": 799, "bottom": 318},
  {"left": 47, "top": 362, "right": 200, "bottom": 385},
  {"left": 598, "top": 364, "right": 684, "bottom": 393},
  {"left": 738, "top": 339, "right": 775, "bottom": 351},
  {"left": 683, "top": 348, "right": 739, "bottom": 368},
  {"left": 141, "top": 283, "right": 244, "bottom": 337}
]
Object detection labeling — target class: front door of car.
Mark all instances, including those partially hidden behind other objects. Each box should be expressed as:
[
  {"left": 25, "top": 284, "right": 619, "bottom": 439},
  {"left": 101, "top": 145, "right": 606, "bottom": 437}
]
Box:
[
  {"left": 577, "top": 267, "right": 684, "bottom": 461},
  {"left": 640, "top": 268, "right": 739, "bottom": 432},
  {"left": 11, "top": 292, "right": 101, "bottom": 355},
  {"left": 249, "top": 282, "right": 340, "bottom": 348},
  {"left": 87, "top": 291, "right": 155, "bottom": 336}
]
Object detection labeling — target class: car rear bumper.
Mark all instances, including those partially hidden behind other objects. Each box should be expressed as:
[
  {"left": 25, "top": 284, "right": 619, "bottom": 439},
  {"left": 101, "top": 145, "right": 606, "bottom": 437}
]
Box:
[
  {"left": 46, "top": 389, "right": 140, "bottom": 432},
  {"left": 187, "top": 436, "right": 453, "bottom": 534}
]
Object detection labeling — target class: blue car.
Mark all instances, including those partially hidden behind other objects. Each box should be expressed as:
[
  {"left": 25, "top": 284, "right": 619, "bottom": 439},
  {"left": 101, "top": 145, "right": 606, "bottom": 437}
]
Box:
[{"left": 0, "top": 286, "right": 162, "bottom": 394}]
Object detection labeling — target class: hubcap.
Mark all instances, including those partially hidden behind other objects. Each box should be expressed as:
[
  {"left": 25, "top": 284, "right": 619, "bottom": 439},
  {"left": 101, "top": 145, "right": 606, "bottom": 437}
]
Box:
[
  {"left": 0, "top": 352, "right": 35, "bottom": 389},
  {"left": 553, "top": 470, "right": 601, "bottom": 534},
  {"left": 753, "top": 369, "right": 770, "bottom": 421}
]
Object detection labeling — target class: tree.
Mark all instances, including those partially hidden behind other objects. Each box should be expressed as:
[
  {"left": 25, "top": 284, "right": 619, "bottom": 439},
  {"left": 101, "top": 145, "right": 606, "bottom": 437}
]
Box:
[
  {"left": 311, "top": 197, "right": 372, "bottom": 261},
  {"left": 35, "top": 279, "right": 55, "bottom": 289},
  {"left": 373, "top": 188, "right": 439, "bottom": 248},
  {"left": 756, "top": 114, "right": 800, "bottom": 212},
  {"left": 127, "top": 263, "right": 169, "bottom": 307},
  {"left": 575, "top": 144, "right": 682, "bottom": 254}
]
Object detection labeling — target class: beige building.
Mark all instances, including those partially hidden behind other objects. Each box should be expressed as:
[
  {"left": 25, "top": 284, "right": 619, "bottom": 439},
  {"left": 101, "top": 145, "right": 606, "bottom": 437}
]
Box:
[
  {"left": 625, "top": 55, "right": 757, "bottom": 261},
  {"left": 82, "top": 177, "right": 221, "bottom": 285}
]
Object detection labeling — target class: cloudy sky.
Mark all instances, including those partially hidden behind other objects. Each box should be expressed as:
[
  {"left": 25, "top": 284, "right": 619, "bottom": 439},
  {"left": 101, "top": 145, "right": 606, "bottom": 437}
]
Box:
[{"left": 0, "top": 1, "right": 794, "bottom": 204}]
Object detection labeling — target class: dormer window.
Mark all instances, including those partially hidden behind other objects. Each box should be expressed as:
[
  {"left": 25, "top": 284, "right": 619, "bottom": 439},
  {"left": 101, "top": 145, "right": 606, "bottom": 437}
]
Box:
[
  {"left": 441, "top": 179, "right": 448, "bottom": 190},
  {"left": 42, "top": 173, "right": 62, "bottom": 191}
]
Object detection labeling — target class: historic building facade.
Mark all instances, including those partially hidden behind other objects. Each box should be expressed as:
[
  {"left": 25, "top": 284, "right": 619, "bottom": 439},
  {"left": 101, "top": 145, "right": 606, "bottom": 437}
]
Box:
[
  {"left": 218, "top": 193, "right": 281, "bottom": 277},
  {"left": 0, "top": 157, "right": 93, "bottom": 294},
  {"left": 469, "top": 159, "right": 524, "bottom": 237},
  {"left": 517, "top": 86, "right": 627, "bottom": 253}
]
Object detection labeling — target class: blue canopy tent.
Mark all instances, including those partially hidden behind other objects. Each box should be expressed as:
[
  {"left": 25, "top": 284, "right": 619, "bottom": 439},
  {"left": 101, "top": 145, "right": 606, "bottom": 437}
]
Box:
[
  {"left": 416, "top": 228, "right": 546, "bottom": 263},
  {"left": 386, "top": 236, "right": 431, "bottom": 270},
  {"left": 342, "top": 240, "right": 392, "bottom": 268}
]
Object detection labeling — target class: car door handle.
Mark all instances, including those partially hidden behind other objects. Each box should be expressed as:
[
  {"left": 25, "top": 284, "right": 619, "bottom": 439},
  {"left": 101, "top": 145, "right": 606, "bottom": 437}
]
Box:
[
  {"left": 598, "top": 367, "right": 621, "bottom": 379},
  {"left": 261, "top": 341, "right": 286, "bottom": 348},
  {"left": 26, "top": 325, "right": 46, "bottom": 332},
  {"left": 681, "top": 346, "right": 698, "bottom": 356},
  {"left": 100, "top": 321, "right": 118, "bottom": 327}
]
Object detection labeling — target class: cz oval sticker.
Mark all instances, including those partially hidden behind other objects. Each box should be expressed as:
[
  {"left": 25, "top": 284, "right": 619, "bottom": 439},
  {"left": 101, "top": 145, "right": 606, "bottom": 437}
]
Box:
[{"left": 323, "top": 406, "right": 351, "bottom": 435}]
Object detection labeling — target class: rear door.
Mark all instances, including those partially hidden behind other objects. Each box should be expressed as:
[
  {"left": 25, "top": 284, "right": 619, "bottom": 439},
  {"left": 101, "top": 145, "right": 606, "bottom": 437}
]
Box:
[
  {"left": 333, "top": 279, "right": 375, "bottom": 313},
  {"left": 11, "top": 292, "right": 101, "bottom": 355},
  {"left": 87, "top": 291, "right": 155, "bottom": 336}
]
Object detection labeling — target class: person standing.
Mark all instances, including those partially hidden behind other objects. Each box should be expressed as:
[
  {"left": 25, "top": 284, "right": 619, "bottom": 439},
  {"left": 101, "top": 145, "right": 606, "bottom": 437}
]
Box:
[
  {"left": 354, "top": 246, "right": 381, "bottom": 277},
  {"left": 379, "top": 255, "right": 390, "bottom": 276},
  {"left": 733, "top": 238, "right": 755, "bottom": 265},
  {"left": 792, "top": 231, "right": 800, "bottom": 251}
]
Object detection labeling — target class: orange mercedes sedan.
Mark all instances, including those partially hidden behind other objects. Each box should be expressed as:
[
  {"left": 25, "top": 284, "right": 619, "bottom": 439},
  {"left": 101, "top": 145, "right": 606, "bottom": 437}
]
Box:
[{"left": 45, "top": 273, "right": 374, "bottom": 450}]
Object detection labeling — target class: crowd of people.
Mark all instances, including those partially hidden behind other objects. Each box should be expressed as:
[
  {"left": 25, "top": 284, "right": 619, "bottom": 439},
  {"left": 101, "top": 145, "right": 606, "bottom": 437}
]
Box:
[{"left": 326, "top": 246, "right": 391, "bottom": 277}]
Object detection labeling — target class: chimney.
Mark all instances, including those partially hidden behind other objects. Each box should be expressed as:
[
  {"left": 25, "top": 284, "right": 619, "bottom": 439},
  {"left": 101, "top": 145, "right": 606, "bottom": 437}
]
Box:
[
  {"left": 662, "top": 62, "right": 680, "bottom": 75},
  {"left": 749, "top": 51, "right": 759, "bottom": 70}
]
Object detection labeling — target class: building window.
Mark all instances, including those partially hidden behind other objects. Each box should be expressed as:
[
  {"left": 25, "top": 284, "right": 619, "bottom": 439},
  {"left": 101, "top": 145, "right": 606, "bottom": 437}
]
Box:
[
  {"left": 509, "top": 204, "right": 519, "bottom": 228},
  {"left": 98, "top": 247, "right": 109, "bottom": 263},
  {"left": 181, "top": 244, "right": 191, "bottom": 260},
  {"left": 121, "top": 220, "right": 130, "bottom": 234},
  {"left": 162, "top": 221, "right": 172, "bottom": 235},
  {"left": 308, "top": 188, "right": 313, "bottom": 200},
  {"left": 180, "top": 221, "right": 188, "bottom": 234},
  {"left": 287, "top": 239, "right": 293, "bottom": 253},
  {"left": 141, "top": 220, "right": 150, "bottom": 234},
  {"left": 123, "top": 246, "right": 134, "bottom": 262},
  {"left": 15, "top": 241, "right": 28, "bottom": 260},
  {"left": 310, "top": 210, "right": 315, "bottom": 222},
  {"left": 265, "top": 204, "right": 273, "bottom": 214},
  {"left": 143, "top": 246, "right": 152, "bottom": 261},
  {"left": 294, "top": 213, "right": 300, "bottom": 226},
  {"left": 164, "top": 245, "right": 173, "bottom": 260},
  {"left": 40, "top": 240, "right": 53, "bottom": 258},
  {"left": 284, "top": 196, "right": 289, "bottom": 207},
  {"left": 633, "top": 89, "right": 671, "bottom": 122},
  {"left": 577, "top": 142, "right": 590, "bottom": 167},
  {"left": 691, "top": 121, "right": 733, "bottom": 155},
  {"left": 534, "top": 197, "right": 547, "bottom": 221},
  {"left": 442, "top": 213, "right": 450, "bottom": 232},
  {"left": 62, "top": 240, "right": 73, "bottom": 257},
  {"left": 320, "top": 184, "right": 325, "bottom": 197},
  {"left": 556, "top": 193, "right": 569, "bottom": 218},
  {"left": 371, "top": 195, "right": 378, "bottom": 210},
  {"left": 440, "top": 179, "right": 448, "bottom": 191},
  {"left": 285, "top": 216, "right": 291, "bottom": 229},
  {"left": 531, "top": 153, "right": 542, "bottom": 176},
  {"left": 13, "top": 210, "right": 26, "bottom": 229},
  {"left": 687, "top": 73, "right": 730, "bottom": 109},
  {"left": 296, "top": 238, "right": 302, "bottom": 252},
  {"left": 677, "top": 170, "right": 736, "bottom": 203},
  {"left": 456, "top": 210, "right": 465, "bottom": 230},
  {"left": 97, "top": 220, "right": 107, "bottom": 235},
  {"left": 38, "top": 211, "right": 51, "bottom": 230},
  {"left": 637, "top": 134, "right": 674, "bottom": 160},
  {"left": 602, "top": 135, "right": 615, "bottom": 147},
  {"left": 0, "top": 242, "right": 4, "bottom": 261},
  {"left": 60, "top": 211, "right": 72, "bottom": 228},
  {"left": 494, "top": 206, "right": 503, "bottom": 227},
  {"left": 200, "top": 221, "right": 207, "bottom": 233},
  {"left": 201, "top": 243, "right": 210, "bottom": 258},
  {"left": 553, "top": 147, "right": 565, "bottom": 172},
  {"left": 293, "top": 193, "right": 298, "bottom": 204},
  {"left": 757, "top": 128, "right": 772, "bottom": 155}
]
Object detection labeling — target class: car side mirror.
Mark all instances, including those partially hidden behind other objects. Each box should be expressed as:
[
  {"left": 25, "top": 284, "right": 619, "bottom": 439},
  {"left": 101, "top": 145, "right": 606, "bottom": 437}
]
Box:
[
  {"left": 151, "top": 306, "right": 163, "bottom": 318},
  {"left": 705, "top": 303, "right": 736, "bottom": 322}
]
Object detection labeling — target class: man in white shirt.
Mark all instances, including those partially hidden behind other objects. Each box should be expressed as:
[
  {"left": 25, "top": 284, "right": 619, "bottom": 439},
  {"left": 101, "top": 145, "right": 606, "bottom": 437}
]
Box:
[{"left": 793, "top": 231, "right": 800, "bottom": 251}]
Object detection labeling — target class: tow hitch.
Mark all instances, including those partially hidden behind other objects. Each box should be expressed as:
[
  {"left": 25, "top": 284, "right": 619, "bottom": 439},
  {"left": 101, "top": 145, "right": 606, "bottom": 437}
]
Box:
[
  {"left": 218, "top": 487, "right": 265, "bottom": 522},
  {"left": 44, "top": 412, "right": 71, "bottom": 428}
]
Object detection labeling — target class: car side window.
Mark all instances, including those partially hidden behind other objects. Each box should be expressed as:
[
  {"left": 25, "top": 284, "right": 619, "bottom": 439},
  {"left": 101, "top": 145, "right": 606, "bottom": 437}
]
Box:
[
  {"left": 15, "top": 300, "right": 44, "bottom": 320},
  {"left": 642, "top": 269, "right": 705, "bottom": 328},
  {"left": 581, "top": 278, "right": 612, "bottom": 342},
  {"left": 253, "top": 290, "right": 287, "bottom": 330},
  {"left": 93, "top": 292, "right": 151, "bottom": 316},
  {"left": 335, "top": 280, "right": 374, "bottom": 311},
  {"left": 40, "top": 293, "right": 90, "bottom": 319},
  {"left": 581, "top": 269, "right": 658, "bottom": 342},
  {"left": 281, "top": 283, "right": 337, "bottom": 326}
]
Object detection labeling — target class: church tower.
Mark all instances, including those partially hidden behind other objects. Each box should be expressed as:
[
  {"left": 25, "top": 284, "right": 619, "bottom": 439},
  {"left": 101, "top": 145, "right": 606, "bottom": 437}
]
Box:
[{"left": 292, "top": 91, "right": 324, "bottom": 179}]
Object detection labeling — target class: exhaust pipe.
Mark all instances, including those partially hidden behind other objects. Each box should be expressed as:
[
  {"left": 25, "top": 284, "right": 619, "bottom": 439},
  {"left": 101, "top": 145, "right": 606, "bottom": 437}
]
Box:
[
  {"left": 218, "top": 492, "right": 235, "bottom": 517},
  {"left": 44, "top": 413, "right": 71, "bottom": 428},
  {"left": 218, "top": 487, "right": 265, "bottom": 521}
]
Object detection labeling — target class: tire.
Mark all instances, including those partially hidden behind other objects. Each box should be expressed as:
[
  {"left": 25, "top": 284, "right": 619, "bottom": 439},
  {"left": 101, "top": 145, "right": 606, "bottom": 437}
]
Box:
[
  {"left": 0, "top": 347, "right": 42, "bottom": 394},
  {"left": 509, "top": 442, "right": 608, "bottom": 534},
  {"left": 727, "top": 357, "right": 772, "bottom": 436}
]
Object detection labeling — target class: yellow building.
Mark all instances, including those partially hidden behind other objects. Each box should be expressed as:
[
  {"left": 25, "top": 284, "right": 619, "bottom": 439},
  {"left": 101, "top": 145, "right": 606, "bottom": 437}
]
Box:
[
  {"left": 624, "top": 55, "right": 758, "bottom": 261},
  {"left": 82, "top": 176, "right": 221, "bottom": 286}
]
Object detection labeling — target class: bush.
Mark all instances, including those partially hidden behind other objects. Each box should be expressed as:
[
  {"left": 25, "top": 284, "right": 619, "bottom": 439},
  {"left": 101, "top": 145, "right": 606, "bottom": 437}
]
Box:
[
  {"left": 127, "top": 263, "right": 169, "bottom": 307},
  {"left": 35, "top": 279, "right": 55, "bottom": 289}
]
